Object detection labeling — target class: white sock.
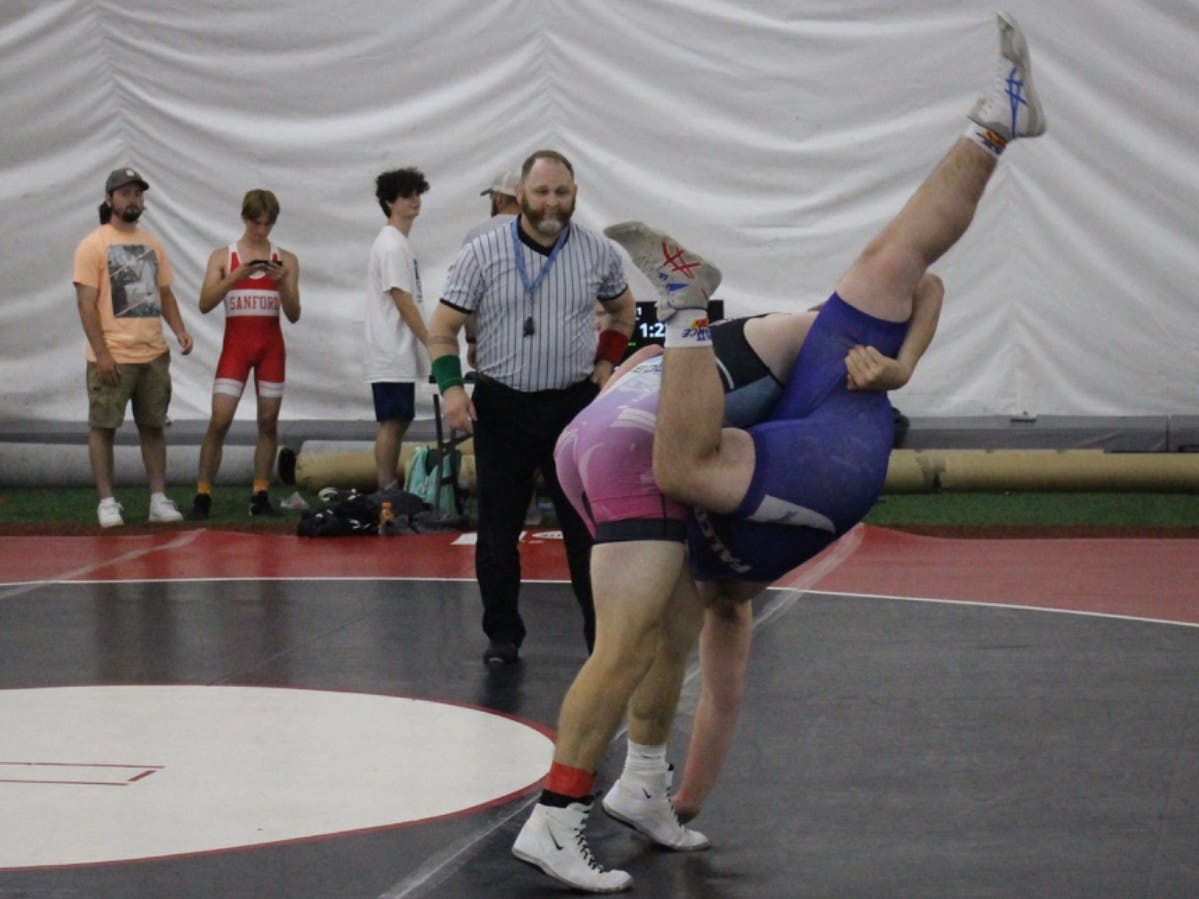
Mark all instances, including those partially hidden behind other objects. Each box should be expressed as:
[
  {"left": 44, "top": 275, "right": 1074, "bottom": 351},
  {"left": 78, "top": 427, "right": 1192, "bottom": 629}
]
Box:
[
  {"left": 964, "top": 120, "right": 1005, "bottom": 158},
  {"left": 623, "top": 740, "right": 668, "bottom": 778},
  {"left": 99, "top": 496, "right": 119, "bottom": 507},
  {"left": 150, "top": 491, "right": 168, "bottom": 503},
  {"left": 663, "top": 312, "right": 712, "bottom": 348}
]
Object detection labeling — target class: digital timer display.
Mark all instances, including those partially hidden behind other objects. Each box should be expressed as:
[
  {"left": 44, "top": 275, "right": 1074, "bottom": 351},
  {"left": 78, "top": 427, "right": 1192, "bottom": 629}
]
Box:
[{"left": 623, "top": 300, "right": 724, "bottom": 360}]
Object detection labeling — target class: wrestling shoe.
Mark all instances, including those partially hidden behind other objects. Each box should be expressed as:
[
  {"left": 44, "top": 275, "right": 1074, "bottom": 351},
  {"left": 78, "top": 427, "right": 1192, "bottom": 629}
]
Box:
[
  {"left": 513, "top": 800, "right": 632, "bottom": 893},
  {"left": 147, "top": 494, "right": 183, "bottom": 523},
  {"left": 249, "top": 490, "right": 282, "bottom": 517},
  {"left": 968, "top": 12, "right": 1046, "bottom": 149},
  {"left": 97, "top": 498, "right": 125, "bottom": 528},
  {"left": 602, "top": 765, "right": 710, "bottom": 851},
  {"left": 483, "top": 640, "right": 519, "bottom": 666},
  {"left": 604, "top": 221, "right": 721, "bottom": 323},
  {"left": 188, "top": 493, "right": 211, "bottom": 521}
]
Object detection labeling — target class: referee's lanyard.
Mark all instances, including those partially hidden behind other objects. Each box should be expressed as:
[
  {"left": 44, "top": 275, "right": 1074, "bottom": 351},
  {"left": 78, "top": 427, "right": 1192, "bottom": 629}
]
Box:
[{"left": 511, "top": 219, "right": 567, "bottom": 337}]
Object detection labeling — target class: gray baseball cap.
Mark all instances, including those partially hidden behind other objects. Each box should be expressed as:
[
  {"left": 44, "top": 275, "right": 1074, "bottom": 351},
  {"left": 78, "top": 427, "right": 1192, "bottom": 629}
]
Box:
[
  {"left": 480, "top": 169, "right": 520, "bottom": 197},
  {"left": 105, "top": 167, "right": 150, "bottom": 193}
]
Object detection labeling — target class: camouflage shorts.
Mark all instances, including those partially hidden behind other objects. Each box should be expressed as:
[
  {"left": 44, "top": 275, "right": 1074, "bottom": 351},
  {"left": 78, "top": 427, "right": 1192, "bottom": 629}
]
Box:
[{"left": 87, "top": 352, "right": 172, "bottom": 429}]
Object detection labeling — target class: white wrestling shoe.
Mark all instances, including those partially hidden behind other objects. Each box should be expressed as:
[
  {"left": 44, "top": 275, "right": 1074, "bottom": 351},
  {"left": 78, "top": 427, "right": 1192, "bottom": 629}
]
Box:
[
  {"left": 602, "top": 765, "right": 710, "bottom": 851},
  {"left": 147, "top": 493, "right": 183, "bottom": 523},
  {"left": 604, "top": 221, "right": 721, "bottom": 323},
  {"left": 512, "top": 800, "right": 633, "bottom": 893},
  {"left": 968, "top": 12, "right": 1046, "bottom": 148},
  {"left": 97, "top": 498, "right": 125, "bottom": 528}
]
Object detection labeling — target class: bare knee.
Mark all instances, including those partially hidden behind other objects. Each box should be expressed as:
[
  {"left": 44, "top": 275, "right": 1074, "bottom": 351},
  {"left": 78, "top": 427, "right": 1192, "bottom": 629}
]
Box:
[
  {"left": 206, "top": 397, "right": 238, "bottom": 440},
  {"left": 206, "top": 417, "right": 233, "bottom": 441},
  {"left": 257, "top": 416, "right": 279, "bottom": 440},
  {"left": 866, "top": 232, "right": 925, "bottom": 282},
  {"left": 838, "top": 233, "right": 923, "bottom": 320},
  {"left": 590, "top": 626, "right": 660, "bottom": 691},
  {"left": 137, "top": 425, "right": 166, "bottom": 442}
]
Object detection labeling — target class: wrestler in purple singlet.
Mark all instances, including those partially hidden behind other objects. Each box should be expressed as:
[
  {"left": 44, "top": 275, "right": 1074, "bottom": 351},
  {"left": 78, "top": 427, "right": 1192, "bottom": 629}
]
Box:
[
  {"left": 555, "top": 294, "right": 907, "bottom": 584},
  {"left": 688, "top": 293, "right": 908, "bottom": 582}
]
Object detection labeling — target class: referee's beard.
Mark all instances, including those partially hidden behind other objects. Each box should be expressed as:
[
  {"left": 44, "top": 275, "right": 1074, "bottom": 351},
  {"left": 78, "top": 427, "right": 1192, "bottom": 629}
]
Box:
[{"left": 520, "top": 196, "right": 574, "bottom": 239}]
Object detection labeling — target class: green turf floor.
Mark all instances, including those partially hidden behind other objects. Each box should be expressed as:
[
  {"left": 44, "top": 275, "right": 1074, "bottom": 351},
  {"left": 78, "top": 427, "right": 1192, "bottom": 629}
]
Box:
[
  {"left": 1, "top": 486, "right": 1197, "bottom": 529},
  {"left": 865, "top": 491, "right": 1199, "bottom": 528}
]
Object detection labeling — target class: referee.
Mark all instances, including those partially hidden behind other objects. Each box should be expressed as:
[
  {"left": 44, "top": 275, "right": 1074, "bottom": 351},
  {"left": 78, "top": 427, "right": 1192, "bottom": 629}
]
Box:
[{"left": 428, "top": 149, "right": 636, "bottom": 666}]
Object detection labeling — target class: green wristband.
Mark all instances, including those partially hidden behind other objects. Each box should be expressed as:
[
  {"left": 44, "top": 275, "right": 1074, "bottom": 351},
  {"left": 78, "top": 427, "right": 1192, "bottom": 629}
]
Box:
[{"left": 432, "top": 355, "right": 465, "bottom": 393}]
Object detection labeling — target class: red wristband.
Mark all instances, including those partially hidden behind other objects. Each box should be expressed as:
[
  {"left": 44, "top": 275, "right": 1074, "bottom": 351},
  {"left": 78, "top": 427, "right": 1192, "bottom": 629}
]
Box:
[{"left": 595, "top": 329, "right": 628, "bottom": 365}]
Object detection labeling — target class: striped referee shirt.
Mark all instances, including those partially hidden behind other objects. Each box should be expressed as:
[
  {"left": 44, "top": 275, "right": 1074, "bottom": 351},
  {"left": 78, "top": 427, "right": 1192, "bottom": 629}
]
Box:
[{"left": 440, "top": 218, "right": 628, "bottom": 392}]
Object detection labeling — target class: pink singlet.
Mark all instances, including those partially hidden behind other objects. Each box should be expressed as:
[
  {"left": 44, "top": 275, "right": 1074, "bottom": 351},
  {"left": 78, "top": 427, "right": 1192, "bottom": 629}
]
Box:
[{"left": 553, "top": 357, "right": 687, "bottom": 542}]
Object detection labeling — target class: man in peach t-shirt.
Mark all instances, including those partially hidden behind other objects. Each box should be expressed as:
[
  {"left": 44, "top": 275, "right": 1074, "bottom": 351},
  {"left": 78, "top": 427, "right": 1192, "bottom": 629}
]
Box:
[{"left": 73, "top": 167, "right": 193, "bottom": 527}]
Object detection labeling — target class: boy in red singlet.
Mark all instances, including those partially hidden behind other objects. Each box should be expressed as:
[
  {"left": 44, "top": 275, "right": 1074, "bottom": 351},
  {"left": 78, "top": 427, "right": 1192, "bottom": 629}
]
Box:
[{"left": 189, "top": 189, "right": 301, "bottom": 520}]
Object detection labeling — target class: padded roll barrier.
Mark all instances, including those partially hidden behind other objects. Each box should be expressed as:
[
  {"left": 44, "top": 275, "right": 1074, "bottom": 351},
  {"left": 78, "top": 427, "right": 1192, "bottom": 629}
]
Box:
[
  {"left": 293, "top": 451, "right": 379, "bottom": 493},
  {"left": 938, "top": 449, "right": 1199, "bottom": 492},
  {"left": 295, "top": 445, "right": 1199, "bottom": 496},
  {"left": 880, "top": 449, "right": 1199, "bottom": 493},
  {"left": 883, "top": 450, "right": 944, "bottom": 493},
  {"left": 294, "top": 441, "right": 476, "bottom": 493}
]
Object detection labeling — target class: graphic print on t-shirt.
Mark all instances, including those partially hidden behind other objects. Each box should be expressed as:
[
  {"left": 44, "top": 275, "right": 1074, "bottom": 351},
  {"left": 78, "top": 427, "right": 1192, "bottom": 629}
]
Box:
[{"left": 107, "top": 244, "right": 161, "bottom": 318}]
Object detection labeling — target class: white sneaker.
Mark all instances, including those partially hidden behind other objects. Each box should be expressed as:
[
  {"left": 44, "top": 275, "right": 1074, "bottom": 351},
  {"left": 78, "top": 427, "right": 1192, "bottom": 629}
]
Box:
[
  {"left": 968, "top": 12, "right": 1046, "bottom": 146},
  {"left": 148, "top": 494, "right": 184, "bottom": 523},
  {"left": 512, "top": 800, "right": 632, "bottom": 893},
  {"left": 604, "top": 221, "right": 721, "bottom": 323},
  {"left": 97, "top": 499, "right": 125, "bottom": 528},
  {"left": 602, "top": 766, "right": 710, "bottom": 851}
]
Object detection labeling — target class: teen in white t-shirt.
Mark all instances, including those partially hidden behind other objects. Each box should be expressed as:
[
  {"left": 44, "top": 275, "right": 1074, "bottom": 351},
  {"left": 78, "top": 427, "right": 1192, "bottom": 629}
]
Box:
[{"left": 365, "top": 167, "right": 430, "bottom": 490}]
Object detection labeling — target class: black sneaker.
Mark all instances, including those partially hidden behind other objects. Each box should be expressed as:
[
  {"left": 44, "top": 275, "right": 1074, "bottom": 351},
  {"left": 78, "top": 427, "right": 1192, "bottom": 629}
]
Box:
[
  {"left": 249, "top": 490, "right": 282, "bottom": 517},
  {"left": 188, "top": 493, "right": 212, "bottom": 521},
  {"left": 483, "top": 641, "right": 519, "bottom": 666}
]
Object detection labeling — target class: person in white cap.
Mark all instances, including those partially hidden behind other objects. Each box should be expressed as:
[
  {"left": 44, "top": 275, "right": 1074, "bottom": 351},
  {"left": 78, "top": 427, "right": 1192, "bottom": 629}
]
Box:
[
  {"left": 461, "top": 168, "right": 521, "bottom": 245},
  {"left": 462, "top": 169, "right": 524, "bottom": 366},
  {"left": 73, "top": 167, "right": 193, "bottom": 528}
]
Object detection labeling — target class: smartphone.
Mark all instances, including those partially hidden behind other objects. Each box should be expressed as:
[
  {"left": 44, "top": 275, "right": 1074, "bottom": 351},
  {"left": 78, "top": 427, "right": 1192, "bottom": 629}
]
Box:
[{"left": 248, "top": 258, "right": 277, "bottom": 268}]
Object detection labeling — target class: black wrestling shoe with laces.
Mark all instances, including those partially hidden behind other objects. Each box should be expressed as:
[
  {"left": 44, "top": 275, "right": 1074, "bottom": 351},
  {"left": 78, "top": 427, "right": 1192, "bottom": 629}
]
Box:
[
  {"left": 249, "top": 490, "right": 281, "bottom": 517},
  {"left": 188, "top": 493, "right": 211, "bottom": 521}
]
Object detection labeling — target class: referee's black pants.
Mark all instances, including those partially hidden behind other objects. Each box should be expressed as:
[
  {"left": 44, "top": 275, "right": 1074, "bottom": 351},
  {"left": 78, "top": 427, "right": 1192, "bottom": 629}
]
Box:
[{"left": 470, "top": 376, "right": 599, "bottom": 652}]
